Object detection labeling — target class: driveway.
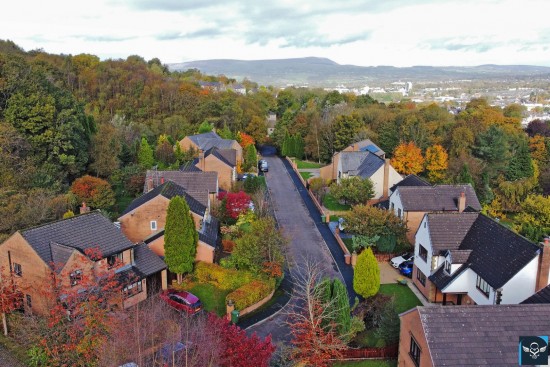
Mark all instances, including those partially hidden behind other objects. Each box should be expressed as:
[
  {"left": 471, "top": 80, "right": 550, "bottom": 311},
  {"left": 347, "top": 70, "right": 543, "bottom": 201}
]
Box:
[
  {"left": 0, "top": 344, "right": 26, "bottom": 367},
  {"left": 247, "top": 148, "right": 342, "bottom": 343}
]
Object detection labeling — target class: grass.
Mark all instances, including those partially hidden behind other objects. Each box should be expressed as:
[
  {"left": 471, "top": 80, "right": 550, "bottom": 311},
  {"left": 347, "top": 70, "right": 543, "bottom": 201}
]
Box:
[
  {"left": 323, "top": 193, "right": 351, "bottom": 211},
  {"left": 332, "top": 360, "right": 397, "bottom": 367},
  {"left": 378, "top": 284, "right": 422, "bottom": 313},
  {"left": 342, "top": 238, "right": 354, "bottom": 253},
  {"left": 188, "top": 283, "right": 231, "bottom": 317},
  {"left": 295, "top": 159, "right": 323, "bottom": 169},
  {"left": 300, "top": 172, "right": 312, "bottom": 180},
  {"left": 0, "top": 331, "right": 30, "bottom": 365}
]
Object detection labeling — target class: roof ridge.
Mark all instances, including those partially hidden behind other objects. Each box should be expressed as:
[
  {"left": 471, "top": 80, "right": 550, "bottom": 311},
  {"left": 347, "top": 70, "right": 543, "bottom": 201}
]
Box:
[{"left": 22, "top": 210, "right": 104, "bottom": 234}]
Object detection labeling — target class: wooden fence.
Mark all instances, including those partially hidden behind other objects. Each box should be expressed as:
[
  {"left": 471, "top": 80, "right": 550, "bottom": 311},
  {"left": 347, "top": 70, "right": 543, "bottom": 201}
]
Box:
[{"left": 339, "top": 344, "right": 399, "bottom": 359}]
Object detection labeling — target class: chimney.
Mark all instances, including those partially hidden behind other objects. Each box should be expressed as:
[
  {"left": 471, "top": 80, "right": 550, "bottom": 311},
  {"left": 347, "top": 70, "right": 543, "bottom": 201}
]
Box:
[
  {"left": 198, "top": 150, "right": 205, "bottom": 171},
  {"left": 382, "top": 159, "right": 390, "bottom": 199},
  {"left": 536, "top": 237, "right": 550, "bottom": 291},
  {"left": 146, "top": 177, "right": 153, "bottom": 192},
  {"left": 458, "top": 192, "right": 466, "bottom": 213},
  {"left": 160, "top": 176, "right": 165, "bottom": 184},
  {"left": 79, "top": 202, "right": 90, "bottom": 214}
]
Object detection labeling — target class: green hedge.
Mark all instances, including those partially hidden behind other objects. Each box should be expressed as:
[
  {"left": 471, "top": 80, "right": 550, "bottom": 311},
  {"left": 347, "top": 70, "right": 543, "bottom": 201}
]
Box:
[
  {"left": 195, "top": 262, "right": 255, "bottom": 290},
  {"left": 226, "top": 278, "right": 275, "bottom": 311}
]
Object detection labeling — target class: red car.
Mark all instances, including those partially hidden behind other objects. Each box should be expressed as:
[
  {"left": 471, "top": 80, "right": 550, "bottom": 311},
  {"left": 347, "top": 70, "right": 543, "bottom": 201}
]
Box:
[{"left": 160, "top": 289, "right": 202, "bottom": 314}]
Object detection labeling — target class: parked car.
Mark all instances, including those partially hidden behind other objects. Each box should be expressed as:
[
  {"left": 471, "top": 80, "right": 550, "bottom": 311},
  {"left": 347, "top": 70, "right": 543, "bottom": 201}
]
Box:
[
  {"left": 160, "top": 290, "right": 202, "bottom": 314},
  {"left": 238, "top": 172, "right": 256, "bottom": 181},
  {"left": 390, "top": 252, "right": 414, "bottom": 268},
  {"left": 399, "top": 261, "right": 414, "bottom": 278},
  {"left": 338, "top": 217, "right": 345, "bottom": 232},
  {"left": 259, "top": 159, "right": 268, "bottom": 172}
]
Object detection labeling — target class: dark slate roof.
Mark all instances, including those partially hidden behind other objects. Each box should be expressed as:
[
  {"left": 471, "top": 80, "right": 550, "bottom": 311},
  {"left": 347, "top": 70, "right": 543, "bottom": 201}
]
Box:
[
  {"left": 389, "top": 174, "right": 430, "bottom": 192},
  {"left": 340, "top": 151, "right": 384, "bottom": 178},
  {"left": 429, "top": 264, "right": 468, "bottom": 290},
  {"left": 187, "top": 131, "right": 238, "bottom": 151},
  {"left": 208, "top": 148, "right": 237, "bottom": 167},
  {"left": 21, "top": 211, "right": 134, "bottom": 267},
  {"left": 461, "top": 214, "right": 541, "bottom": 289},
  {"left": 50, "top": 242, "right": 77, "bottom": 272},
  {"left": 348, "top": 139, "right": 385, "bottom": 157},
  {"left": 180, "top": 161, "right": 201, "bottom": 172},
  {"left": 199, "top": 216, "right": 220, "bottom": 248},
  {"left": 448, "top": 249, "right": 472, "bottom": 263},
  {"left": 121, "top": 181, "right": 206, "bottom": 217},
  {"left": 186, "top": 191, "right": 209, "bottom": 208},
  {"left": 132, "top": 242, "right": 167, "bottom": 277},
  {"left": 145, "top": 170, "right": 218, "bottom": 193},
  {"left": 521, "top": 284, "right": 550, "bottom": 304},
  {"left": 427, "top": 212, "right": 479, "bottom": 254},
  {"left": 397, "top": 184, "right": 481, "bottom": 212},
  {"left": 427, "top": 212, "right": 541, "bottom": 289},
  {"left": 188, "top": 131, "right": 220, "bottom": 146},
  {"left": 415, "top": 304, "right": 550, "bottom": 366}
]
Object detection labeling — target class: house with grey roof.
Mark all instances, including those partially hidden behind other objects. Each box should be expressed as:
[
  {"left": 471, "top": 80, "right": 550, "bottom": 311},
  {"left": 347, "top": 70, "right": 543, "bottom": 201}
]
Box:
[
  {"left": 0, "top": 211, "right": 167, "bottom": 315},
  {"left": 178, "top": 131, "right": 242, "bottom": 164},
  {"left": 144, "top": 169, "right": 218, "bottom": 204},
  {"left": 412, "top": 212, "right": 550, "bottom": 306},
  {"left": 398, "top": 304, "right": 550, "bottom": 366},
  {"left": 335, "top": 151, "right": 402, "bottom": 200},
  {"left": 119, "top": 181, "right": 220, "bottom": 264},
  {"left": 192, "top": 147, "right": 238, "bottom": 190},
  {"left": 389, "top": 184, "right": 481, "bottom": 243}
]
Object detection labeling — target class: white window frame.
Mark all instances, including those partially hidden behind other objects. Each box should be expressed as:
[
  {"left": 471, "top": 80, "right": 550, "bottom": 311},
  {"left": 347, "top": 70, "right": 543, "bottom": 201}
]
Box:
[{"left": 150, "top": 220, "right": 157, "bottom": 231}]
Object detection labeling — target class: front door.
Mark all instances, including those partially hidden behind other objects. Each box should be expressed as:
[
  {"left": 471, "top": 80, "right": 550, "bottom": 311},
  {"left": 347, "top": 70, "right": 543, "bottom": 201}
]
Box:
[{"left": 456, "top": 294, "right": 463, "bottom": 305}]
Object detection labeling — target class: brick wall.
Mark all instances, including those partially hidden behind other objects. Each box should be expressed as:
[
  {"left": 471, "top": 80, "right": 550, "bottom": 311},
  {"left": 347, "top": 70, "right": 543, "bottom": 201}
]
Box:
[
  {"left": 398, "top": 309, "right": 433, "bottom": 367},
  {"left": 201, "top": 155, "right": 234, "bottom": 191},
  {"left": 404, "top": 211, "right": 426, "bottom": 244}
]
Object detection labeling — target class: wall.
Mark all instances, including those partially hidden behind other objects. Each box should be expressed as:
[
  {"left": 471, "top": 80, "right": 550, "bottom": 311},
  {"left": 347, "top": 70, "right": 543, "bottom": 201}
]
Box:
[
  {"left": 123, "top": 278, "right": 148, "bottom": 308},
  {"left": 502, "top": 255, "right": 539, "bottom": 304},
  {"left": 398, "top": 309, "right": 433, "bottom": 367},
  {"left": 178, "top": 136, "right": 197, "bottom": 152},
  {"left": 235, "top": 288, "right": 275, "bottom": 317},
  {"left": 201, "top": 155, "right": 234, "bottom": 191},
  {"left": 146, "top": 234, "right": 214, "bottom": 264},
  {"left": 0, "top": 233, "right": 54, "bottom": 315},
  {"left": 405, "top": 211, "right": 427, "bottom": 245},
  {"left": 369, "top": 164, "right": 403, "bottom": 199},
  {"left": 119, "top": 196, "right": 203, "bottom": 243}
]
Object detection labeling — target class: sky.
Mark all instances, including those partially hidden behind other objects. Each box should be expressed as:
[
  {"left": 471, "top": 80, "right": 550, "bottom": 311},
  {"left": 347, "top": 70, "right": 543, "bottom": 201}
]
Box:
[{"left": 2, "top": 0, "right": 550, "bottom": 67}]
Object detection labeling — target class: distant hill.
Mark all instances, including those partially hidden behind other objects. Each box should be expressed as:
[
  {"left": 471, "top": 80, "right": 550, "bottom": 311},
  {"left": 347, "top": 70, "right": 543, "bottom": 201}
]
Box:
[{"left": 169, "top": 57, "right": 550, "bottom": 87}]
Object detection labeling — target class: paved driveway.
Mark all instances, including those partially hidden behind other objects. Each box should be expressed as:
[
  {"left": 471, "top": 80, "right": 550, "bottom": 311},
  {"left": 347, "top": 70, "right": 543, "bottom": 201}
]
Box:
[
  {"left": 247, "top": 150, "right": 342, "bottom": 343},
  {"left": 0, "top": 344, "right": 26, "bottom": 367}
]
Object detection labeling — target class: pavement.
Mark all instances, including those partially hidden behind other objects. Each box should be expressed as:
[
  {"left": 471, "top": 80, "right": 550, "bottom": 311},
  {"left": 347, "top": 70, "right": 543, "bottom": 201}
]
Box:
[{"left": 0, "top": 344, "right": 26, "bottom": 367}]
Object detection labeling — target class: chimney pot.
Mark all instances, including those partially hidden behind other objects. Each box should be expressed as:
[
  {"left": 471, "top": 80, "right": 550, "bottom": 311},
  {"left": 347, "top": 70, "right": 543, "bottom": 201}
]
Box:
[
  {"left": 80, "top": 202, "right": 90, "bottom": 214},
  {"left": 458, "top": 191, "right": 466, "bottom": 213},
  {"left": 161, "top": 176, "right": 165, "bottom": 184}
]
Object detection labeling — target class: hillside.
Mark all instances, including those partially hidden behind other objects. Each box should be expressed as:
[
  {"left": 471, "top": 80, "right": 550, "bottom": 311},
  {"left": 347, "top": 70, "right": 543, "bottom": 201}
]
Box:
[{"left": 169, "top": 57, "right": 550, "bottom": 87}]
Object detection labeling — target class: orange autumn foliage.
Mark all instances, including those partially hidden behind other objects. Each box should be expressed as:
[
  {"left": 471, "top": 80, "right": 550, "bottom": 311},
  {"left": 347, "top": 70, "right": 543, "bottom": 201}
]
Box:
[
  {"left": 237, "top": 132, "right": 255, "bottom": 148},
  {"left": 390, "top": 142, "right": 425, "bottom": 175}
]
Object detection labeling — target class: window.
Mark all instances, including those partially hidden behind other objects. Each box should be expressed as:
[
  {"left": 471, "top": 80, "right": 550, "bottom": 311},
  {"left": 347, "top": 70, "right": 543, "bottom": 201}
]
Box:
[
  {"left": 476, "top": 275, "right": 490, "bottom": 297},
  {"left": 13, "top": 263, "right": 22, "bottom": 277},
  {"left": 409, "top": 335, "right": 421, "bottom": 366},
  {"left": 397, "top": 208, "right": 402, "bottom": 218},
  {"left": 70, "top": 269, "right": 82, "bottom": 286},
  {"left": 424, "top": 221, "right": 427, "bottom": 228},
  {"left": 107, "top": 253, "right": 123, "bottom": 268},
  {"left": 444, "top": 260, "right": 451, "bottom": 274},
  {"left": 391, "top": 202, "right": 395, "bottom": 210},
  {"left": 419, "top": 245, "right": 428, "bottom": 262},
  {"left": 416, "top": 268, "right": 426, "bottom": 286},
  {"left": 26, "top": 294, "right": 32, "bottom": 309},
  {"left": 123, "top": 280, "right": 143, "bottom": 298},
  {"left": 150, "top": 220, "right": 157, "bottom": 231}
]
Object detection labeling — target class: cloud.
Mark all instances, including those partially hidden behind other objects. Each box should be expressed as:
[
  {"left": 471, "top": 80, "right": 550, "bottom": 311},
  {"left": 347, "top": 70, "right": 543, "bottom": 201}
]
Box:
[{"left": 75, "top": 35, "right": 137, "bottom": 42}]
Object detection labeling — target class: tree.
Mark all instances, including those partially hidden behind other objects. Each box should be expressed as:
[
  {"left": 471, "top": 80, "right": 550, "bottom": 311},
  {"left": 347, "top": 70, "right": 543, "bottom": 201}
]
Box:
[
  {"left": 506, "top": 139, "right": 534, "bottom": 181},
  {"left": 70, "top": 175, "right": 115, "bottom": 209},
  {"left": 425, "top": 144, "right": 448, "bottom": 183},
  {"left": 474, "top": 125, "right": 509, "bottom": 178},
  {"left": 243, "top": 144, "right": 257, "bottom": 172},
  {"left": 89, "top": 123, "right": 121, "bottom": 178},
  {"left": 344, "top": 205, "right": 407, "bottom": 246},
  {"left": 237, "top": 132, "right": 255, "bottom": 148},
  {"left": 515, "top": 194, "right": 550, "bottom": 241},
  {"left": 333, "top": 113, "right": 362, "bottom": 152},
  {"left": 457, "top": 163, "right": 475, "bottom": 188},
  {"left": 154, "top": 140, "right": 176, "bottom": 166},
  {"left": 353, "top": 247, "right": 380, "bottom": 298},
  {"left": 329, "top": 177, "right": 374, "bottom": 205},
  {"left": 309, "top": 177, "right": 329, "bottom": 201},
  {"left": 245, "top": 115, "right": 267, "bottom": 144},
  {"left": 218, "top": 191, "right": 252, "bottom": 220},
  {"left": 197, "top": 120, "right": 214, "bottom": 133},
  {"left": 374, "top": 297, "right": 400, "bottom": 344},
  {"left": 529, "top": 135, "right": 549, "bottom": 164},
  {"left": 0, "top": 267, "right": 22, "bottom": 336},
  {"left": 390, "top": 142, "right": 424, "bottom": 175},
  {"left": 137, "top": 137, "right": 154, "bottom": 169},
  {"left": 164, "top": 196, "right": 197, "bottom": 283}
]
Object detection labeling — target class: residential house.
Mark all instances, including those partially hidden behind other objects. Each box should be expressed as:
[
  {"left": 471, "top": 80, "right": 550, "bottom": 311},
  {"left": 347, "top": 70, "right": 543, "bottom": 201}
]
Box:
[
  {"left": 193, "top": 147, "right": 237, "bottom": 190},
  {"left": 198, "top": 81, "right": 224, "bottom": 92},
  {"left": 319, "top": 139, "right": 386, "bottom": 181},
  {"left": 521, "top": 283, "right": 550, "bottom": 304},
  {"left": 389, "top": 184, "right": 481, "bottom": 243},
  {"left": 376, "top": 174, "right": 430, "bottom": 210},
  {"left": 412, "top": 212, "right": 550, "bottom": 305},
  {"left": 266, "top": 113, "right": 276, "bottom": 136},
  {"left": 0, "top": 211, "right": 167, "bottom": 315},
  {"left": 334, "top": 151, "right": 402, "bottom": 201},
  {"left": 119, "top": 181, "right": 220, "bottom": 264},
  {"left": 398, "top": 304, "right": 550, "bottom": 366},
  {"left": 144, "top": 170, "right": 218, "bottom": 204},
  {"left": 229, "top": 83, "right": 246, "bottom": 95},
  {"left": 178, "top": 131, "right": 243, "bottom": 164}
]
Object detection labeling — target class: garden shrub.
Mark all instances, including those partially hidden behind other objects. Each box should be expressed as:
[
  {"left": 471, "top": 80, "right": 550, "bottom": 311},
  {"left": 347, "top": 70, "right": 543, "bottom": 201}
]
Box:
[
  {"left": 222, "top": 239, "right": 236, "bottom": 252},
  {"left": 195, "top": 262, "right": 255, "bottom": 290},
  {"left": 226, "top": 278, "right": 275, "bottom": 310}
]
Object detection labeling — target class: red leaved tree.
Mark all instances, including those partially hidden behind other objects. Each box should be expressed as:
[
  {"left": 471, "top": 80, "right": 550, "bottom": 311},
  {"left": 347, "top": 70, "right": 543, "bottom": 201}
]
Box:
[
  {"left": 237, "top": 132, "right": 255, "bottom": 148},
  {"left": 70, "top": 175, "right": 116, "bottom": 209},
  {"left": 218, "top": 191, "right": 252, "bottom": 219},
  {"left": 0, "top": 266, "right": 23, "bottom": 336}
]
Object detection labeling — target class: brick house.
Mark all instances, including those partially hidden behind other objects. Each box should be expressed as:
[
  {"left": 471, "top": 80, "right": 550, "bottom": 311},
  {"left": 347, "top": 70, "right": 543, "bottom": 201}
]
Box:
[
  {"left": 412, "top": 212, "right": 550, "bottom": 305},
  {"left": 389, "top": 184, "right": 481, "bottom": 243},
  {"left": 319, "top": 139, "right": 385, "bottom": 181},
  {"left": 0, "top": 211, "right": 167, "bottom": 315},
  {"left": 144, "top": 170, "right": 218, "bottom": 204},
  {"left": 193, "top": 147, "right": 238, "bottom": 190},
  {"left": 178, "top": 131, "right": 242, "bottom": 164},
  {"left": 398, "top": 304, "right": 550, "bottom": 366},
  {"left": 118, "top": 181, "right": 220, "bottom": 264}
]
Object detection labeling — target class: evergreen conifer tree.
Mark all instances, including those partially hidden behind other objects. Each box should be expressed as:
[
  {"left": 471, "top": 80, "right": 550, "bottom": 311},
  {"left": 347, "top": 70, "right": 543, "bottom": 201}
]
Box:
[
  {"left": 353, "top": 247, "right": 380, "bottom": 298},
  {"left": 137, "top": 137, "right": 155, "bottom": 169}
]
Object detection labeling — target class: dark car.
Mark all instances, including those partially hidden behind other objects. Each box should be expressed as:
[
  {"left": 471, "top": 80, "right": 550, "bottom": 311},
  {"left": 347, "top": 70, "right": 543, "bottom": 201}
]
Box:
[
  {"left": 399, "top": 261, "right": 414, "bottom": 278},
  {"left": 160, "top": 290, "right": 202, "bottom": 314}
]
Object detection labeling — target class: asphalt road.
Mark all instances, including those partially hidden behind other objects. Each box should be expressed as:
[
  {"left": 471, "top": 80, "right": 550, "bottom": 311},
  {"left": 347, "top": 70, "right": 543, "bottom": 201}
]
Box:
[{"left": 246, "top": 148, "right": 342, "bottom": 344}]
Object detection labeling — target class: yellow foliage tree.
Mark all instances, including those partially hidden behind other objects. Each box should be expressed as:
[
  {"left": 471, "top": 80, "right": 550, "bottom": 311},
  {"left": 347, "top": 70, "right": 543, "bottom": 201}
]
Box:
[
  {"left": 529, "top": 135, "right": 548, "bottom": 164},
  {"left": 390, "top": 142, "right": 424, "bottom": 175},
  {"left": 425, "top": 144, "right": 449, "bottom": 183}
]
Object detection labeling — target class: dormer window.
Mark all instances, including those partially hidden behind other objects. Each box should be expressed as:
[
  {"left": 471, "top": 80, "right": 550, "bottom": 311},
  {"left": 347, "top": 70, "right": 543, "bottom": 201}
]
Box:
[
  {"left": 444, "top": 260, "right": 451, "bottom": 274},
  {"left": 107, "top": 253, "right": 123, "bottom": 268},
  {"left": 70, "top": 269, "right": 82, "bottom": 286}
]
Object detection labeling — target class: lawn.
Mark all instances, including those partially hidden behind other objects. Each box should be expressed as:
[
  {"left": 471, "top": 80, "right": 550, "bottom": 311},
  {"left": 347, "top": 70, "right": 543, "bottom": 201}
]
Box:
[
  {"left": 300, "top": 172, "right": 312, "bottom": 180},
  {"left": 188, "top": 283, "right": 231, "bottom": 317},
  {"left": 323, "top": 193, "right": 351, "bottom": 211},
  {"left": 342, "top": 238, "right": 354, "bottom": 253},
  {"left": 378, "top": 284, "right": 422, "bottom": 313},
  {"left": 332, "top": 360, "right": 397, "bottom": 367},
  {"left": 295, "top": 159, "right": 323, "bottom": 169}
]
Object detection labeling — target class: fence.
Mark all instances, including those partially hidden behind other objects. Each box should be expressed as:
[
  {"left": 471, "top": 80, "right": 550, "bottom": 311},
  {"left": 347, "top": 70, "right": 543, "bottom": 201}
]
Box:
[{"left": 339, "top": 344, "right": 399, "bottom": 359}]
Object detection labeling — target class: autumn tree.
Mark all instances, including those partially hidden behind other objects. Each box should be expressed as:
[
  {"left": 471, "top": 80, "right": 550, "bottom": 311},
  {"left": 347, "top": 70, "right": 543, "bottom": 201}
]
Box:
[
  {"left": 529, "top": 135, "right": 549, "bottom": 164},
  {"left": 137, "top": 137, "right": 155, "bottom": 169},
  {"left": 243, "top": 144, "right": 257, "bottom": 171},
  {"left": 218, "top": 191, "right": 252, "bottom": 220},
  {"left": 70, "top": 175, "right": 115, "bottom": 209},
  {"left": 353, "top": 247, "right": 380, "bottom": 298},
  {"left": 515, "top": 194, "right": 550, "bottom": 241},
  {"left": 0, "top": 267, "right": 22, "bottom": 336},
  {"left": 390, "top": 141, "right": 424, "bottom": 175},
  {"left": 237, "top": 132, "right": 255, "bottom": 148},
  {"left": 333, "top": 113, "right": 362, "bottom": 152},
  {"left": 425, "top": 144, "right": 448, "bottom": 183},
  {"left": 89, "top": 123, "right": 121, "bottom": 178},
  {"left": 344, "top": 204, "right": 407, "bottom": 246},
  {"left": 506, "top": 139, "right": 534, "bottom": 181},
  {"left": 330, "top": 177, "right": 374, "bottom": 205},
  {"left": 164, "top": 196, "right": 197, "bottom": 283},
  {"left": 245, "top": 115, "right": 267, "bottom": 144}
]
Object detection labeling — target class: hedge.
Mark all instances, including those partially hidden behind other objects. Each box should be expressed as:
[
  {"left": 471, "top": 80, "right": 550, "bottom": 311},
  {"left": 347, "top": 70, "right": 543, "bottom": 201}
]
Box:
[
  {"left": 226, "top": 278, "right": 276, "bottom": 311},
  {"left": 195, "top": 262, "right": 255, "bottom": 290}
]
